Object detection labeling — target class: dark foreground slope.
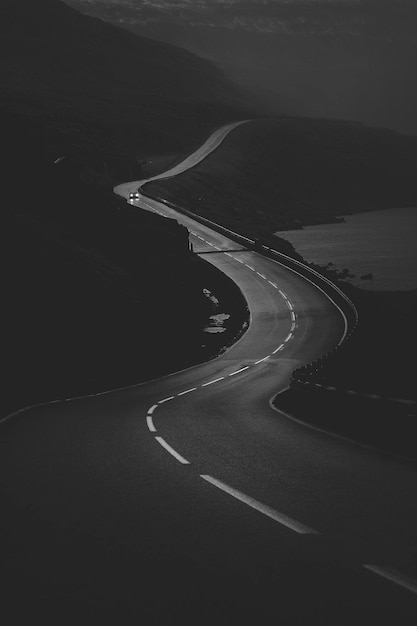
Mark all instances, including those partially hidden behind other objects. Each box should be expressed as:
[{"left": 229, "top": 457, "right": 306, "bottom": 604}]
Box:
[
  {"left": 0, "top": 0, "right": 250, "bottom": 417},
  {"left": 0, "top": 0, "right": 251, "bottom": 182},
  {"left": 1, "top": 122, "right": 248, "bottom": 418}
]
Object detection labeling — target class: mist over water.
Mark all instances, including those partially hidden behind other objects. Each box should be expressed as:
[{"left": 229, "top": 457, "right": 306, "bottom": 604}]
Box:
[{"left": 276, "top": 207, "right": 417, "bottom": 291}]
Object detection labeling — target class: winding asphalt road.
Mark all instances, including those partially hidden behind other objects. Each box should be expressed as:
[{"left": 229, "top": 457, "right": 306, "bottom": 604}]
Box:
[{"left": 2, "top": 123, "right": 417, "bottom": 624}]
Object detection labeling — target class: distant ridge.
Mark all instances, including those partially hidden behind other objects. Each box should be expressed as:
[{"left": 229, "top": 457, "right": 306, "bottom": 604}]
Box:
[{"left": 0, "top": 0, "right": 250, "bottom": 174}]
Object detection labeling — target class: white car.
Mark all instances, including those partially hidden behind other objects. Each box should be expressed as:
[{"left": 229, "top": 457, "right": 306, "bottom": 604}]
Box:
[{"left": 129, "top": 191, "right": 140, "bottom": 201}]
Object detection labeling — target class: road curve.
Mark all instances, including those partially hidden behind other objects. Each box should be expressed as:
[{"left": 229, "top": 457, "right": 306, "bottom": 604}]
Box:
[{"left": 2, "top": 123, "right": 417, "bottom": 624}]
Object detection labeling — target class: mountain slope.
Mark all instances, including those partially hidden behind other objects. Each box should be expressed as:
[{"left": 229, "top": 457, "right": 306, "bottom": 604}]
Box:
[
  {"left": 64, "top": 0, "right": 417, "bottom": 137},
  {"left": 0, "top": 0, "right": 250, "bottom": 177}
]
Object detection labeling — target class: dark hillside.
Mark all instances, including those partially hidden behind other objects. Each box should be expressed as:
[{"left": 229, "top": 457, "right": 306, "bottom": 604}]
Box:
[
  {"left": 145, "top": 117, "right": 417, "bottom": 236},
  {"left": 0, "top": 115, "right": 248, "bottom": 418},
  {"left": 0, "top": 0, "right": 250, "bottom": 181},
  {"left": 64, "top": 0, "right": 417, "bottom": 138}
]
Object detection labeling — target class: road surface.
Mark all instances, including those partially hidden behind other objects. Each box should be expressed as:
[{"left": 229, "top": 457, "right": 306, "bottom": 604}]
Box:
[{"left": 2, "top": 123, "right": 417, "bottom": 624}]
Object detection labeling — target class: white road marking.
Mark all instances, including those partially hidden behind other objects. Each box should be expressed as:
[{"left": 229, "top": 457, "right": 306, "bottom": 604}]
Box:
[
  {"left": 291, "top": 312, "right": 296, "bottom": 322},
  {"left": 279, "top": 290, "right": 287, "bottom": 299},
  {"left": 246, "top": 265, "right": 254, "bottom": 271},
  {"left": 148, "top": 404, "right": 158, "bottom": 415},
  {"left": 158, "top": 396, "right": 175, "bottom": 404},
  {"left": 291, "top": 323, "right": 296, "bottom": 332},
  {"left": 284, "top": 333, "right": 292, "bottom": 343},
  {"left": 255, "top": 356, "right": 270, "bottom": 365},
  {"left": 202, "top": 377, "right": 224, "bottom": 387},
  {"left": 229, "top": 366, "right": 250, "bottom": 377},
  {"left": 177, "top": 387, "right": 197, "bottom": 396},
  {"left": 155, "top": 437, "right": 190, "bottom": 465},
  {"left": 146, "top": 414, "right": 156, "bottom": 432},
  {"left": 225, "top": 252, "right": 233, "bottom": 257},
  {"left": 268, "top": 280, "right": 277, "bottom": 288},
  {"left": 273, "top": 345, "right": 285, "bottom": 354},
  {"left": 287, "top": 301, "right": 294, "bottom": 311},
  {"left": 257, "top": 272, "right": 266, "bottom": 279},
  {"left": 200, "top": 475, "right": 318, "bottom": 535},
  {"left": 363, "top": 565, "right": 417, "bottom": 595}
]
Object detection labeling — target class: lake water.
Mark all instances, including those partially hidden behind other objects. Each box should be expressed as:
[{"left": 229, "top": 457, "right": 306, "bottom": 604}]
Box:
[{"left": 275, "top": 206, "right": 417, "bottom": 291}]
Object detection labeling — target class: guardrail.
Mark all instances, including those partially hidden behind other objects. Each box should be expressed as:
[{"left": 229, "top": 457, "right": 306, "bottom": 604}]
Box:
[
  {"left": 139, "top": 188, "right": 417, "bottom": 408},
  {"left": 140, "top": 186, "right": 358, "bottom": 341},
  {"left": 139, "top": 187, "right": 416, "bottom": 455}
]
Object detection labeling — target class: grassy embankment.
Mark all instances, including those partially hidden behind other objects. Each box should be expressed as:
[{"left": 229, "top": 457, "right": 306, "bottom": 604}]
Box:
[
  {"left": 0, "top": 0, "right": 253, "bottom": 418},
  {"left": 0, "top": 119, "right": 249, "bottom": 419},
  {"left": 144, "top": 118, "right": 417, "bottom": 406}
]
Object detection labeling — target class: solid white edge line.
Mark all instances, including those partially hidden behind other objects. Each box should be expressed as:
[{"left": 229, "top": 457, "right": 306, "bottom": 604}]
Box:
[
  {"left": 363, "top": 565, "right": 417, "bottom": 595},
  {"left": 158, "top": 396, "right": 175, "bottom": 404},
  {"left": 177, "top": 387, "right": 197, "bottom": 396},
  {"left": 200, "top": 474, "right": 318, "bottom": 535},
  {"left": 202, "top": 377, "right": 224, "bottom": 387},
  {"left": 155, "top": 437, "right": 190, "bottom": 464},
  {"left": 146, "top": 414, "right": 156, "bottom": 432},
  {"left": 267, "top": 256, "right": 349, "bottom": 345},
  {"left": 229, "top": 366, "right": 249, "bottom": 377},
  {"left": 148, "top": 404, "right": 158, "bottom": 415}
]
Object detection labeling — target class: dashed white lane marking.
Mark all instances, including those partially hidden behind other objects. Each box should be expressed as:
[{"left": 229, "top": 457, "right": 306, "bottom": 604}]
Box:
[
  {"left": 268, "top": 280, "right": 277, "bottom": 288},
  {"left": 146, "top": 414, "right": 156, "bottom": 432},
  {"left": 284, "top": 333, "right": 292, "bottom": 343},
  {"left": 155, "top": 437, "right": 190, "bottom": 465},
  {"left": 246, "top": 265, "right": 254, "bottom": 271},
  {"left": 200, "top": 475, "right": 318, "bottom": 535},
  {"left": 279, "top": 289, "right": 287, "bottom": 299},
  {"left": 257, "top": 272, "right": 266, "bottom": 279},
  {"left": 273, "top": 345, "right": 285, "bottom": 354},
  {"left": 148, "top": 404, "right": 158, "bottom": 415},
  {"left": 363, "top": 565, "right": 417, "bottom": 595},
  {"left": 225, "top": 252, "right": 233, "bottom": 257},
  {"left": 291, "top": 312, "right": 296, "bottom": 322},
  {"left": 158, "top": 396, "right": 175, "bottom": 404},
  {"left": 255, "top": 356, "right": 270, "bottom": 365},
  {"left": 177, "top": 387, "right": 197, "bottom": 396},
  {"left": 202, "top": 377, "right": 225, "bottom": 387},
  {"left": 229, "top": 366, "right": 250, "bottom": 377},
  {"left": 291, "top": 322, "right": 296, "bottom": 332}
]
